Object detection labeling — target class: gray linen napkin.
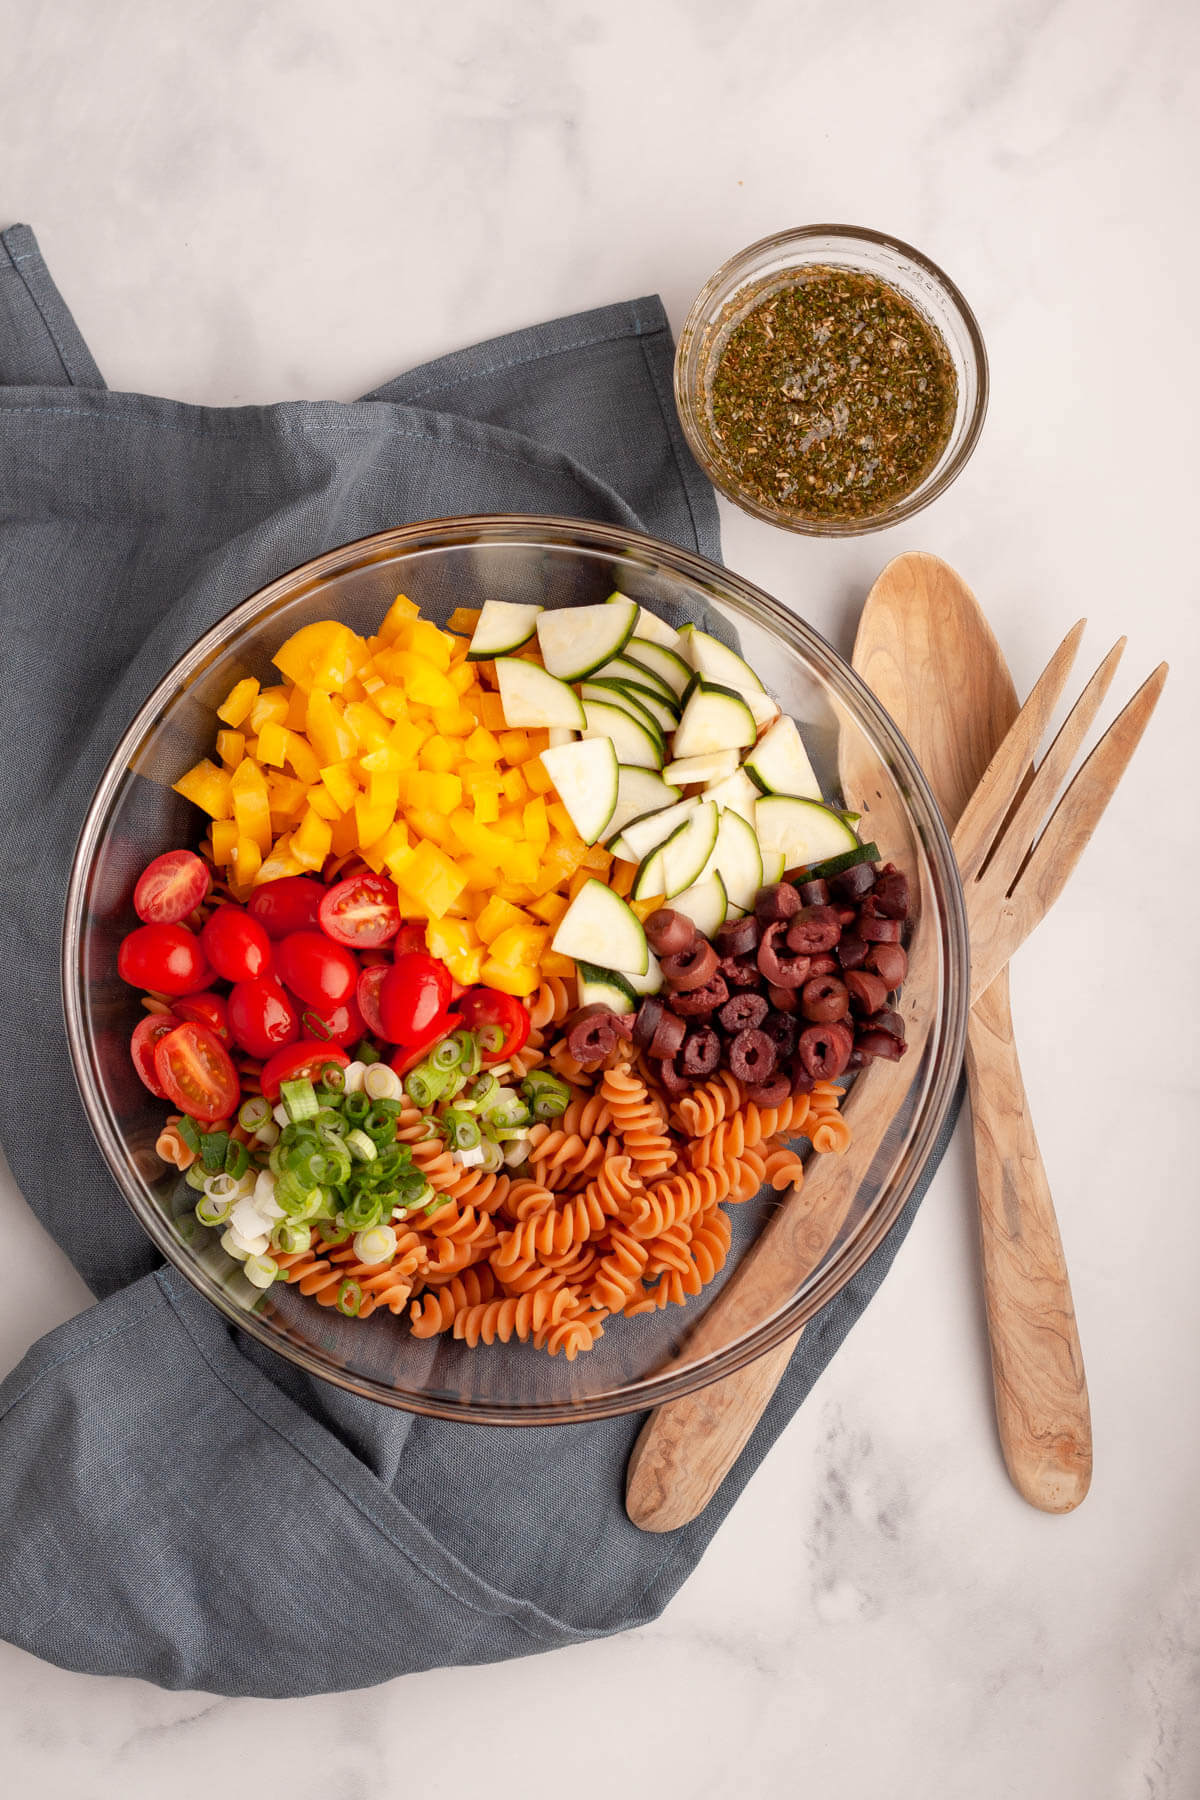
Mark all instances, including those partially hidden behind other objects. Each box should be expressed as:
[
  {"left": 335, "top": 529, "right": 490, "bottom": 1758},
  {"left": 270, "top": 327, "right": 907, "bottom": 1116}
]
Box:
[{"left": 0, "top": 225, "right": 957, "bottom": 1697}]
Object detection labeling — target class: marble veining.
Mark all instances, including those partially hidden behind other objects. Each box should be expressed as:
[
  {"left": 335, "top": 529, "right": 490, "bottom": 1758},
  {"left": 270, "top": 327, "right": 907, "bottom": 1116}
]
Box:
[{"left": 2, "top": 0, "right": 1199, "bottom": 1794}]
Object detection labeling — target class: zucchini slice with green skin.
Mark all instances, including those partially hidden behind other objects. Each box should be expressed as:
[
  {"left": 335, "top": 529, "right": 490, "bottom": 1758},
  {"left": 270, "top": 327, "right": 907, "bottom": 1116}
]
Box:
[
  {"left": 552, "top": 879, "right": 648, "bottom": 975},
  {"left": 537, "top": 598, "right": 638, "bottom": 682},
  {"left": 580, "top": 682, "right": 668, "bottom": 744},
  {"left": 581, "top": 698, "right": 664, "bottom": 770},
  {"left": 631, "top": 822, "right": 686, "bottom": 900},
  {"left": 625, "top": 948, "right": 664, "bottom": 996},
  {"left": 755, "top": 796, "right": 859, "bottom": 868},
  {"left": 672, "top": 681, "right": 757, "bottom": 758},
  {"left": 575, "top": 961, "right": 638, "bottom": 1015},
  {"left": 600, "top": 681, "right": 679, "bottom": 735},
  {"left": 793, "top": 841, "right": 881, "bottom": 882},
  {"left": 591, "top": 653, "right": 678, "bottom": 706},
  {"left": 467, "top": 600, "right": 543, "bottom": 659},
  {"left": 697, "top": 807, "right": 763, "bottom": 911},
  {"left": 619, "top": 795, "right": 701, "bottom": 861},
  {"left": 703, "top": 767, "right": 761, "bottom": 822},
  {"left": 538, "top": 738, "right": 619, "bottom": 845},
  {"left": 759, "top": 847, "right": 786, "bottom": 886},
  {"left": 625, "top": 638, "right": 691, "bottom": 697},
  {"left": 678, "top": 627, "right": 779, "bottom": 729},
  {"left": 659, "top": 799, "right": 720, "bottom": 897},
  {"left": 669, "top": 872, "right": 728, "bottom": 938},
  {"left": 743, "top": 715, "right": 823, "bottom": 799},
  {"left": 662, "top": 748, "right": 740, "bottom": 787},
  {"left": 546, "top": 727, "right": 576, "bottom": 748},
  {"left": 495, "top": 659, "right": 586, "bottom": 730},
  {"left": 611, "top": 598, "right": 682, "bottom": 653},
  {"left": 603, "top": 768, "right": 683, "bottom": 846}
]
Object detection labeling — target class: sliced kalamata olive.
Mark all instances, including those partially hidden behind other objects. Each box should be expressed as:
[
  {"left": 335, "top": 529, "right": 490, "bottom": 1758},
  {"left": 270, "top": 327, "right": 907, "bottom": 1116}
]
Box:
[
  {"left": 669, "top": 973, "right": 730, "bottom": 1017},
  {"left": 807, "top": 953, "right": 837, "bottom": 977},
  {"left": 633, "top": 995, "right": 665, "bottom": 1050},
  {"left": 715, "top": 914, "right": 759, "bottom": 956},
  {"left": 801, "top": 975, "right": 849, "bottom": 1023},
  {"left": 864, "top": 1007, "right": 905, "bottom": 1042},
  {"left": 718, "top": 991, "right": 769, "bottom": 1033},
  {"left": 566, "top": 1005, "right": 619, "bottom": 1064},
  {"left": 768, "top": 982, "right": 799, "bottom": 1013},
  {"left": 645, "top": 907, "right": 697, "bottom": 957},
  {"left": 649, "top": 1009, "right": 686, "bottom": 1061},
  {"left": 867, "top": 942, "right": 908, "bottom": 988},
  {"left": 719, "top": 952, "right": 762, "bottom": 989},
  {"left": 680, "top": 1026, "right": 722, "bottom": 1077},
  {"left": 857, "top": 915, "right": 903, "bottom": 943},
  {"left": 797, "top": 1020, "right": 854, "bottom": 1080},
  {"left": 742, "top": 1072, "right": 792, "bottom": 1109},
  {"left": 609, "top": 1010, "right": 635, "bottom": 1041},
  {"left": 661, "top": 938, "right": 719, "bottom": 990},
  {"left": 830, "top": 861, "right": 877, "bottom": 901},
  {"left": 797, "top": 877, "right": 830, "bottom": 906},
  {"left": 855, "top": 1027, "right": 905, "bottom": 1061},
  {"left": 757, "top": 921, "right": 810, "bottom": 988},
  {"left": 760, "top": 1011, "right": 797, "bottom": 1059},
  {"left": 870, "top": 867, "right": 910, "bottom": 919},
  {"left": 786, "top": 904, "right": 842, "bottom": 955},
  {"left": 835, "top": 906, "right": 858, "bottom": 927},
  {"left": 788, "top": 1056, "right": 815, "bottom": 1095},
  {"left": 848, "top": 1046, "right": 867, "bottom": 1069},
  {"left": 836, "top": 934, "right": 870, "bottom": 971},
  {"left": 657, "top": 1055, "right": 690, "bottom": 1096},
  {"left": 754, "top": 882, "right": 802, "bottom": 923},
  {"left": 844, "top": 969, "right": 890, "bottom": 1015},
  {"left": 729, "top": 1027, "right": 778, "bottom": 1084}
]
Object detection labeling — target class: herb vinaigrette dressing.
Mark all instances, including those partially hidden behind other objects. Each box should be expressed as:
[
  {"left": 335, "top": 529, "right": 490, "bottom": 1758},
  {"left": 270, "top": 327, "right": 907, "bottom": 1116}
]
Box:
[{"left": 708, "top": 267, "right": 958, "bottom": 523}]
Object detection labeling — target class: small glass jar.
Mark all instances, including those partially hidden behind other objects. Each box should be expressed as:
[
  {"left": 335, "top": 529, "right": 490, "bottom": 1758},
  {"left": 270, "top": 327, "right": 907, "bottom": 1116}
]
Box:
[{"left": 674, "top": 224, "right": 989, "bottom": 537}]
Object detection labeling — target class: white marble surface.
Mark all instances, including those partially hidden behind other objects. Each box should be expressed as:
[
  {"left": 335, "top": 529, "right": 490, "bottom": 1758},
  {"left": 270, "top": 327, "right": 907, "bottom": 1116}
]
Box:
[{"left": 3, "top": 0, "right": 1199, "bottom": 1791}]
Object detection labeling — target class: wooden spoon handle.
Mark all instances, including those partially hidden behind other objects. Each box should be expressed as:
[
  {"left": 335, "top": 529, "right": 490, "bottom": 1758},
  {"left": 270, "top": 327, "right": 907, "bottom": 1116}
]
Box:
[{"left": 966, "top": 970, "right": 1092, "bottom": 1512}]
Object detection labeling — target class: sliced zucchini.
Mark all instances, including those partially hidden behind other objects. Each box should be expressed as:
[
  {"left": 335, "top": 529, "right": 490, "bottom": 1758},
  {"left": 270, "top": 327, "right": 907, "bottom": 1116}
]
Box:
[
  {"left": 537, "top": 599, "right": 637, "bottom": 681},
  {"left": 591, "top": 653, "right": 678, "bottom": 706},
  {"left": 593, "top": 680, "right": 679, "bottom": 735},
  {"left": 552, "top": 879, "right": 648, "bottom": 976},
  {"left": 611, "top": 598, "right": 682, "bottom": 652},
  {"left": 580, "top": 682, "right": 666, "bottom": 747},
  {"left": 575, "top": 960, "right": 637, "bottom": 1015},
  {"left": 467, "top": 600, "right": 543, "bottom": 659},
  {"left": 704, "top": 767, "right": 761, "bottom": 822},
  {"left": 603, "top": 768, "right": 683, "bottom": 846},
  {"left": 759, "top": 847, "right": 786, "bottom": 886},
  {"left": 625, "top": 948, "right": 664, "bottom": 997},
  {"left": 495, "top": 659, "right": 585, "bottom": 731},
  {"left": 631, "top": 824, "right": 683, "bottom": 901},
  {"left": 619, "top": 795, "right": 701, "bottom": 862},
  {"left": 660, "top": 799, "right": 720, "bottom": 898},
  {"left": 547, "top": 726, "right": 576, "bottom": 749},
  {"left": 697, "top": 808, "right": 763, "bottom": 912},
  {"left": 755, "top": 796, "right": 859, "bottom": 868},
  {"left": 679, "top": 627, "right": 779, "bottom": 730},
  {"left": 743, "top": 715, "right": 823, "bottom": 799},
  {"left": 581, "top": 698, "right": 663, "bottom": 770},
  {"left": 797, "top": 841, "right": 881, "bottom": 882},
  {"left": 662, "top": 749, "right": 740, "bottom": 787},
  {"left": 669, "top": 872, "right": 728, "bottom": 939},
  {"left": 672, "top": 681, "right": 757, "bottom": 758},
  {"left": 539, "top": 738, "right": 619, "bottom": 845},
  {"left": 625, "top": 638, "right": 691, "bottom": 697}
]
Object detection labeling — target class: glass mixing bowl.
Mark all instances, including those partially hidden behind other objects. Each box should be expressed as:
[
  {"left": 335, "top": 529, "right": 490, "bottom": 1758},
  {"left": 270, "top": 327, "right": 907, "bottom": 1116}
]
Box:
[{"left": 63, "top": 517, "right": 968, "bottom": 1423}]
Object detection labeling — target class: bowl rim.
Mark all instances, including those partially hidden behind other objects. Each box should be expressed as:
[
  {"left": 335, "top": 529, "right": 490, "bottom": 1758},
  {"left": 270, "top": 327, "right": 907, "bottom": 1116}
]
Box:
[
  {"left": 63, "top": 513, "right": 969, "bottom": 1424},
  {"left": 673, "top": 222, "right": 990, "bottom": 537}
]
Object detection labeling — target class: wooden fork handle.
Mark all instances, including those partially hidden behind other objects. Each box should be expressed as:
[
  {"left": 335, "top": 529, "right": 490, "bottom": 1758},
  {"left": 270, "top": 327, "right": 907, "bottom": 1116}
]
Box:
[{"left": 966, "top": 970, "right": 1092, "bottom": 1512}]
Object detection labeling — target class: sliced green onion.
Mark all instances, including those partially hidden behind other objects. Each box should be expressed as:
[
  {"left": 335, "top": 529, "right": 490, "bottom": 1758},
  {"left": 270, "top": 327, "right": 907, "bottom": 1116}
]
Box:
[
  {"left": 224, "top": 1138, "right": 251, "bottom": 1179},
  {"left": 335, "top": 1277, "right": 363, "bottom": 1317},
  {"left": 355, "top": 1038, "right": 381, "bottom": 1065},
  {"left": 343, "top": 1092, "right": 371, "bottom": 1127},
  {"left": 363, "top": 1063, "right": 402, "bottom": 1101},
  {"left": 395, "top": 1169, "right": 432, "bottom": 1207},
  {"left": 320, "top": 1225, "right": 352, "bottom": 1247},
  {"left": 477, "top": 1023, "right": 505, "bottom": 1056},
  {"left": 254, "top": 1119, "right": 280, "bottom": 1147},
  {"left": 301, "top": 1009, "right": 335, "bottom": 1042},
  {"left": 199, "top": 1130, "right": 230, "bottom": 1175},
  {"left": 177, "top": 1115, "right": 202, "bottom": 1153},
  {"left": 423, "top": 1194, "right": 453, "bottom": 1216},
  {"left": 238, "top": 1097, "right": 272, "bottom": 1132},
  {"left": 364, "top": 1106, "right": 399, "bottom": 1145},
  {"left": 467, "top": 1072, "right": 499, "bottom": 1113},
  {"left": 353, "top": 1225, "right": 396, "bottom": 1265},
  {"left": 220, "top": 1226, "right": 250, "bottom": 1261},
  {"left": 522, "top": 1072, "right": 571, "bottom": 1121},
  {"left": 477, "top": 1137, "right": 504, "bottom": 1174},
  {"left": 195, "top": 1193, "right": 234, "bottom": 1227},
  {"left": 442, "top": 1107, "right": 481, "bottom": 1152},
  {"left": 272, "top": 1220, "right": 312, "bottom": 1254},
  {"left": 345, "top": 1129, "right": 377, "bottom": 1164},
  {"left": 343, "top": 1190, "right": 385, "bottom": 1231},
  {"left": 429, "top": 1035, "right": 460, "bottom": 1072},
  {"left": 184, "top": 1163, "right": 209, "bottom": 1192},
  {"left": 319, "top": 1061, "right": 346, "bottom": 1093},
  {"left": 280, "top": 1078, "right": 319, "bottom": 1123},
  {"left": 245, "top": 1253, "right": 280, "bottom": 1289},
  {"left": 451, "top": 1030, "right": 481, "bottom": 1077},
  {"left": 404, "top": 1063, "right": 447, "bottom": 1109}
]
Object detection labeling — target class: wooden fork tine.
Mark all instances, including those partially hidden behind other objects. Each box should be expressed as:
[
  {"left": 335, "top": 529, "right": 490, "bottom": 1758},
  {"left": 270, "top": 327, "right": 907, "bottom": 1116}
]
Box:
[
  {"left": 969, "top": 663, "right": 1168, "bottom": 1004},
  {"left": 952, "top": 619, "right": 1087, "bottom": 883},
  {"left": 976, "top": 637, "right": 1126, "bottom": 899}
]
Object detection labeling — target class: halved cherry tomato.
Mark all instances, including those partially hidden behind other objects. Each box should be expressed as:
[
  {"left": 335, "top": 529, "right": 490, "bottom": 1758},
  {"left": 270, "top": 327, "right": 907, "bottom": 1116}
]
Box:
[
  {"left": 130, "top": 1012, "right": 180, "bottom": 1096},
  {"left": 259, "top": 1040, "right": 350, "bottom": 1103},
  {"left": 133, "top": 850, "right": 210, "bottom": 926},
  {"left": 153, "top": 1021, "right": 240, "bottom": 1123},
  {"left": 378, "top": 952, "right": 453, "bottom": 1046},
  {"left": 247, "top": 876, "right": 325, "bottom": 940},
  {"left": 175, "top": 991, "right": 231, "bottom": 1044},
  {"left": 200, "top": 905, "right": 272, "bottom": 981},
  {"left": 388, "top": 1023, "right": 450, "bottom": 1076},
  {"left": 356, "top": 963, "right": 390, "bottom": 1037},
  {"left": 227, "top": 976, "right": 300, "bottom": 1060},
  {"left": 319, "top": 873, "right": 402, "bottom": 948},
  {"left": 393, "top": 922, "right": 428, "bottom": 957},
  {"left": 118, "top": 923, "right": 213, "bottom": 996},
  {"left": 454, "top": 986, "right": 530, "bottom": 1063},
  {"left": 294, "top": 990, "right": 366, "bottom": 1049},
  {"left": 275, "top": 931, "right": 358, "bottom": 1008}
]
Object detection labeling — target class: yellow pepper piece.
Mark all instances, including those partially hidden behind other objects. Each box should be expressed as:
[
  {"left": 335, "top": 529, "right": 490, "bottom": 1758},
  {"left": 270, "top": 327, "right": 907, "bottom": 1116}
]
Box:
[
  {"left": 344, "top": 700, "right": 391, "bottom": 753},
  {"left": 447, "top": 662, "right": 476, "bottom": 696},
  {"left": 500, "top": 767, "right": 528, "bottom": 806},
  {"left": 476, "top": 693, "right": 506, "bottom": 731},
  {"left": 431, "top": 703, "right": 477, "bottom": 737},
  {"left": 474, "top": 896, "right": 529, "bottom": 945},
  {"left": 210, "top": 818, "right": 239, "bottom": 866},
  {"left": 218, "top": 677, "right": 260, "bottom": 728},
  {"left": 329, "top": 811, "right": 360, "bottom": 858},
  {"left": 253, "top": 835, "right": 303, "bottom": 884},
  {"left": 388, "top": 718, "right": 427, "bottom": 765},
  {"left": 463, "top": 726, "right": 500, "bottom": 765},
  {"left": 377, "top": 592, "right": 420, "bottom": 645},
  {"left": 256, "top": 719, "right": 290, "bottom": 768},
  {"left": 233, "top": 835, "right": 263, "bottom": 888},
  {"left": 527, "top": 890, "right": 568, "bottom": 926},
  {"left": 497, "top": 842, "right": 540, "bottom": 886},
  {"left": 489, "top": 923, "right": 549, "bottom": 967},
  {"left": 306, "top": 689, "right": 357, "bottom": 766},
  {"left": 273, "top": 620, "right": 365, "bottom": 693},
  {"left": 284, "top": 730, "right": 320, "bottom": 786},
  {"left": 230, "top": 759, "right": 272, "bottom": 852},
  {"left": 522, "top": 758, "right": 553, "bottom": 796},
  {"left": 354, "top": 791, "right": 394, "bottom": 850},
  {"left": 446, "top": 607, "right": 481, "bottom": 635},
  {"left": 419, "top": 734, "right": 458, "bottom": 773},
  {"left": 292, "top": 807, "right": 333, "bottom": 871},
  {"left": 266, "top": 771, "right": 308, "bottom": 820},
  {"left": 460, "top": 856, "right": 499, "bottom": 891},
  {"left": 174, "top": 758, "right": 233, "bottom": 821},
  {"left": 250, "top": 688, "right": 290, "bottom": 733},
  {"left": 305, "top": 786, "right": 341, "bottom": 823},
  {"left": 378, "top": 650, "right": 458, "bottom": 711},
  {"left": 403, "top": 806, "right": 452, "bottom": 849},
  {"left": 631, "top": 894, "right": 668, "bottom": 922},
  {"left": 359, "top": 744, "right": 405, "bottom": 776},
  {"left": 406, "top": 770, "right": 462, "bottom": 813},
  {"left": 216, "top": 729, "right": 245, "bottom": 769},
  {"left": 522, "top": 797, "right": 550, "bottom": 843},
  {"left": 425, "top": 918, "right": 480, "bottom": 965},
  {"left": 359, "top": 819, "right": 409, "bottom": 875},
  {"left": 392, "top": 841, "right": 467, "bottom": 919},
  {"left": 581, "top": 844, "right": 611, "bottom": 873},
  {"left": 478, "top": 957, "right": 538, "bottom": 998},
  {"left": 496, "top": 729, "right": 531, "bottom": 762},
  {"left": 407, "top": 620, "right": 453, "bottom": 671},
  {"left": 284, "top": 685, "right": 309, "bottom": 731},
  {"left": 473, "top": 788, "right": 500, "bottom": 825},
  {"left": 373, "top": 686, "right": 410, "bottom": 722},
  {"left": 319, "top": 762, "right": 359, "bottom": 813},
  {"left": 539, "top": 951, "right": 576, "bottom": 978}
]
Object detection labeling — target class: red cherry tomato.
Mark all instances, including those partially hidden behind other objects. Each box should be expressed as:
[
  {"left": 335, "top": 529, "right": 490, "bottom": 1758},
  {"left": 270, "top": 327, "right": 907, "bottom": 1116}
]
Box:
[
  {"left": 174, "top": 991, "right": 231, "bottom": 1044},
  {"left": 199, "top": 905, "right": 273, "bottom": 981},
  {"left": 356, "top": 963, "right": 389, "bottom": 1037},
  {"left": 259, "top": 1040, "right": 351, "bottom": 1104},
  {"left": 388, "top": 1017, "right": 455, "bottom": 1075},
  {"left": 454, "top": 986, "right": 530, "bottom": 1062},
  {"left": 118, "top": 923, "right": 213, "bottom": 996},
  {"left": 275, "top": 931, "right": 358, "bottom": 1009},
  {"left": 393, "top": 921, "right": 428, "bottom": 957},
  {"left": 130, "top": 1012, "right": 180, "bottom": 1096},
  {"left": 227, "top": 976, "right": 300, "bottom": 1060},
  {"left": 318, "top": 873, "right": 402, "bottom": 948},
  {"left": 133, "top": 850, "right": 210, "bottom": 926},
  {"left": 153, "top": 1022, "right": 240, "bottom": 1123},
  {"left": 378, "top": 952, "right": 453, "bottom": 1046},
  {"left": 294, "top": 990, "right": 366, "bottom": 1049},
  {"left": 247, "top": 876, "right": 325, "bottom": 940}
]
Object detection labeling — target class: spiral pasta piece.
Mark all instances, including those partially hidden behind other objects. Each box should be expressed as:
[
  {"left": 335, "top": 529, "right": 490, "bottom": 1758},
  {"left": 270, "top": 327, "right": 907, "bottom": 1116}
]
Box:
[
  {"left": 809, "top": 1113, "right": 852, "bottom": 1155},
  {"left": 691, "top": 1093, "right": 815, "bottom": 1169},
  {"left": 452, "top": 1285, "right": 579, "bottom": 1349},
  {"left": 408, "top": 1267, "right": 496, "bottom": 1337},
  {"left": 526, "top": 1127, "right": 610, "bottom": 1189},
  {"left": 626, "top": 1162, "right": 730, "bottom": 1240},
  {"left": 528, "top": 976, "right": 575, "bottom": 1032},
  {"left": 590, "top": 1226, "right": 649, "bottom": 1313},
  {"left": 673, "top": 1069, "right": 743, "bottom": 1138},
  {"left": 600, "top": 1066, "right": 675, "bottom": 1179},
  {"left": 155, "top": 1119, "right": 196, "bottom": 1170},
  {"left": 759, "top": 1146, "right": 807, "bottom": 1190}
]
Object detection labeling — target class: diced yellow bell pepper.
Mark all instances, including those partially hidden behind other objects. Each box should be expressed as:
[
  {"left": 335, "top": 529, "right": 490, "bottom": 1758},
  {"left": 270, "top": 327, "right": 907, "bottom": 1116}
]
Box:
[
  {"left": 305, "top": 786, "right": 341, "bottom": 822},
  {"left": 431, "top": 703, "right": 477, "bottom": 737},
  {"left": 531, "top": 838, "right": 586, "bottom": 894},
  {"left": 284, "top": 685, "right": 309, "bottom": 731},
  {"left": 253, "top": 834, "right": 303, "bottom": 884},
  {"left": 478, "top": 957, "right": 539, "bottom": 998},
  {"left": 446, "top": 607, "right": 481, "bottom": 635},
  {"left": 631, "top": 894, "right": 667, "bottom": 922},
  {"left": 567, "top": 869, "right": 594, "bottom": 901},
  {"left": 377, "top": 592, "right": 420, "bottom": 645},
  {"left": 473, "top": 788, "right": 500, "bottom": 825},
  {"left": 250, "top": 688, "right": 290, "bottom": 733},
  {"left": 388, "top": 719, "right": 427, "bottom": 766},
  {"left": 403, "top": 805, "right": 452, "bottom": 848},
  {"left": 479, "top": 693, "right": 507, "bottom": 731},
  {"left": 581, "top": 844, "right": 611, "bottom": 873},
  {"left": 306, "top": 689, "right": 357, "bottom": 766},
  {"left": 547, "top": 802, "right": 583, "bottom": 843},
  {"left": 522, "top": 797, "right": 550, "bottom": 843},
  {"left": 497, "top": 842, "right": 541, "bottom": 886},
  {"left": 489, "top": 923, "right": 549, "bottom": 967},
  {"left": 406, "top": 620, "right": 452, "bottom": 671},
  {"left": 256, "top": 719, "right": 290, "bottom": 768},
  {"left": 284, "top": 730, "right": 320, "bottom": 786},
  {"left": 344, "top": 700, "right": 391, "bottom": 753},
  {"left": 210, "top": 818, "right": 239, "bottom": 866},
  {"left": 320, "top": 762, "right": 359, "bottom": 813},
  {"left": 522, "top": 758, "right": 553, "bottom": 795},
  {"left": 392, "top": 841, "right": 467, "bottom": 919},
  {"left": 406, "top": 770, "right": 462, "bottom": 813},
  {"left": 368, "top": 770, "right": 400, "bottom": 820},
  {"left": 376, "top": 650, "right": 458, "bottom": 711},
  {"left": 425, "top": 918, "right": 480, "bottom": 965},
  {"left": 343, "top": 676, "right": 368, "bottom": 703},
  {"left": 233, "top": 835, "right": 263, "bottom": 887},
  {"left": 610, "top": 860, "right": 635, "bottom": 897},
  {"left": 216, "top": 729, "right": 245, "bottom": 769},
  {"left": 500, "top": 767, "right": 528, "bottom": 806},
  {"left": 266, "top": 771, "right": 308, "bottom": 820},
  {"left": 218, "top": 677, "right": 260, "bottom": 728},
  {"left": 539, "top": 951, "right": 576, "bottom": 978},
  {"left": 463, "top": 726, "right": 500, "bottom": 765},
  {"left": 496, "top": 729, "right": 531, "bottom": 762},
  {"left": 493, "top": 881, "right": 535, "bottom": 905},
  {"left": 329, "top": 811, "right": 360, "bottom": 858},
  {"left": 359, "top": 744, "right": 405, "bottom": 776},
  {"left": 527, "top": 890, "right": 568, "bottom": 926},
  {"left": 174, "top": 758, "right": 233, "bottom": 820},
  {"left": 418, "top": 734, "right": 458, "bottom": 774},
  {"left": 354, "top": 791, "right": 394, "bottom": 850},
  {"left": 273, "top": 621, "right": 365, "bottom": 693},
  {"left": 460, "top": 856, "right": 499, "bottom": 891},
  {"left": 230, "top": 759, "right": 272, "bottom": 852},
  {"left": 292, "top": 807, "right": 333, "bottom": 871},
  {"left": 475, "top": 896, "right": 529, "bottom": 945},
  {"left": 447, "top": 662, "right": 476, "bottom": 696},
  {"left": 360, "top": 819, "right": 409, "bottom": 875},
  {"left": 360, "top": 673, "right": 385, "bottom": 696},
  {"left": 492, "top": 813, "right": 523, "bottom": 841}
]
